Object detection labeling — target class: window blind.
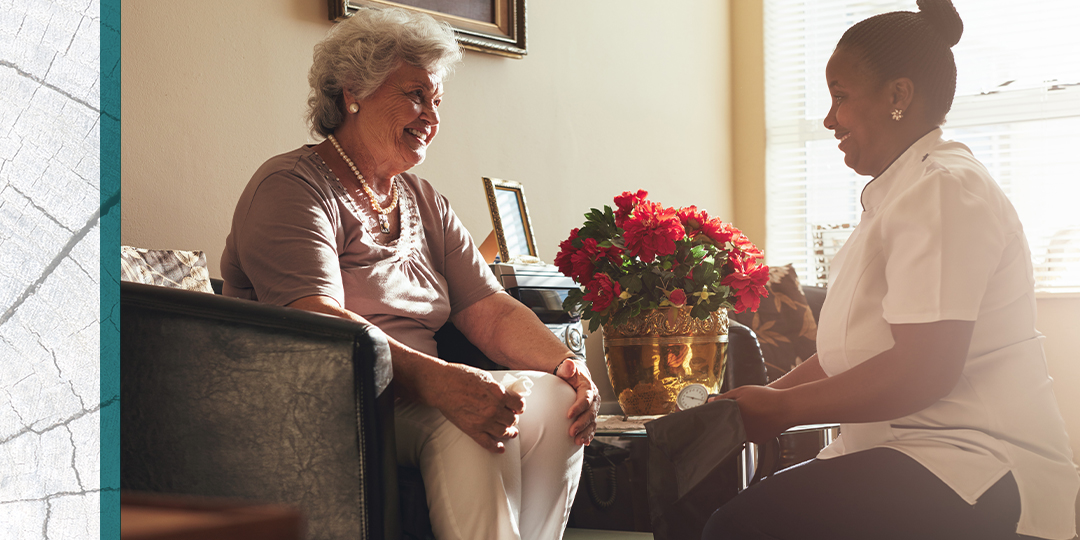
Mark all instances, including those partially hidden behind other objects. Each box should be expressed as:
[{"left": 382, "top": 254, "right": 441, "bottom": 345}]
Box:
[{"left": 763, "top": 0, "right": 1080, "bottom": 292}]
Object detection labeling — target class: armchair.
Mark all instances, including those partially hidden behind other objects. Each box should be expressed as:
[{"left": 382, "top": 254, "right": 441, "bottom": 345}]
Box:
[{"left": 120, "top": 281, "right": 399, "bottom": 540}]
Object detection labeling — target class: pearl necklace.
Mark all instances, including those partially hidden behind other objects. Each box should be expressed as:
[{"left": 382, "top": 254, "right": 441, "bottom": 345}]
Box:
[{"left": 327, "top": 133, "right": 399, "bottom": 234}]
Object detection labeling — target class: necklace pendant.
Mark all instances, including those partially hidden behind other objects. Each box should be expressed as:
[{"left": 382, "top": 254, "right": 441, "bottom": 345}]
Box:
[{"left": 378, "top": 214, "right": 391, "bottom": 234}]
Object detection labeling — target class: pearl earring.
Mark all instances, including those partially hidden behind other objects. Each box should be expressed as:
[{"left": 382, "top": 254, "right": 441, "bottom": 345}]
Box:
[
  {"left": 348, "top": 103, "right": 359, "bottom": 114},
  {"left": 891, "top": 109, "right": 904, "bottom": 121}
]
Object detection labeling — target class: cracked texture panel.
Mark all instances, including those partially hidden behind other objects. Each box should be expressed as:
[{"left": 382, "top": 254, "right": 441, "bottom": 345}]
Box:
[{"left": 0, "top": 0, "right": 100, "bottom": 537}]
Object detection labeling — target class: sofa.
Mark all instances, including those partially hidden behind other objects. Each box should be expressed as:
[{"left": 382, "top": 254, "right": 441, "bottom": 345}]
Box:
[{"left": 120, "top": 280, "right": 400, "bottom": 540}]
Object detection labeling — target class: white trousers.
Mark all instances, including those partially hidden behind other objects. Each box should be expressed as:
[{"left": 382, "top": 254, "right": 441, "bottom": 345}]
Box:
[{"left": 396, "top": 371, "right": 584, "bottom": 540}]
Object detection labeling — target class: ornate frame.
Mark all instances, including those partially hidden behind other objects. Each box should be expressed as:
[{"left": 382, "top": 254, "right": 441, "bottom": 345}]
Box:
[
  {"left": 482, "top": 177, "right": 537, "bottom": 263},
  {"left": 328, "top": 0, "right": 527, "bottom": 58}
]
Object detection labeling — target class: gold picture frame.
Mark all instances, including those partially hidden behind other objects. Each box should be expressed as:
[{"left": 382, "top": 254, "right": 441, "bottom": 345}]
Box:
[
  {"left": 328, "top": 0, "right": 527, "bottom": 58},
  {"left": 483, "top": 177, "right": 537, "bottom": 263}
]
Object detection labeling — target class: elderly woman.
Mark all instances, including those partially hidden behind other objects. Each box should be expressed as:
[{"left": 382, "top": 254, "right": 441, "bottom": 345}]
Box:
[
  {"left": 220, "top": 8, "right": 599, "bottom": 540},
  {"left": 703, "top": 1, "right": 1078, "bottom": 539}
]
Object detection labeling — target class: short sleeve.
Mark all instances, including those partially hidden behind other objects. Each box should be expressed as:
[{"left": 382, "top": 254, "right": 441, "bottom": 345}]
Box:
[
  {"left": 418, "top": 179, "right": 502, "bottom": 315},
  {"left": 880, "top": 165, "right": 1007, "bottom": 323},
  {"left": 233, "top": 172, "right": 346, "bottom": 307}
]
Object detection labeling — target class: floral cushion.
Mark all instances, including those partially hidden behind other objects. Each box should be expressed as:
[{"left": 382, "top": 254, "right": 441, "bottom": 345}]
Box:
[
  {"left": 120, "top": 246, "right": 214, "bottom": 293},
  {"left": 731, "top": 264, "right": 817, "bottom": 382}
]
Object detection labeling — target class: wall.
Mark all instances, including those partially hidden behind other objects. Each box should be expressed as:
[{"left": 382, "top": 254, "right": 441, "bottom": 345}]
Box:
[
  {"left": 121, "top": 0, "right": 733, "bottom": 267},
  {"left": 729, "top": 0, "right": 766, "bottom": 248},
  {"left": 121, "top": 0, "right": 733, "bottom": 405}
]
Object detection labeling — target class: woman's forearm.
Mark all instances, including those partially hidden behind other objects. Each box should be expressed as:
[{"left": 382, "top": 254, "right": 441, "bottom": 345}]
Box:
[
  {"left": 452, "top": 291, "right": 574, "bottom": 373},
  {"left": 767, "top": 354, "right": 826, "bottom": 390},
  {"left": 286, "top": 294, "right": 449, "bottom": 404},
  {"left": 779, "top": 320, "right": 974, "bottom": 427}
]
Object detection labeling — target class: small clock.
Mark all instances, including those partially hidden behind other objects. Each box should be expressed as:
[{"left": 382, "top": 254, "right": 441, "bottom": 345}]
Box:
[{"left": 676, "top": 384, "right": 712, "bottom": 411}]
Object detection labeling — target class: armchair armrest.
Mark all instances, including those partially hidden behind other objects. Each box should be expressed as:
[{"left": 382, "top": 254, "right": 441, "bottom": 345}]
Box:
[{"left": 120, "top": 281, "right": 398, "bottom": 540}]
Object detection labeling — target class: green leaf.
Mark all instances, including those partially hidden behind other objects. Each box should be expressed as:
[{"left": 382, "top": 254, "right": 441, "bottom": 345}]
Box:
[
  {"left": 589, "top": 317, "right": 602, "bottom": 333},
  {"left": 564, "top": 288, "right": 584, "bottom": 304}
]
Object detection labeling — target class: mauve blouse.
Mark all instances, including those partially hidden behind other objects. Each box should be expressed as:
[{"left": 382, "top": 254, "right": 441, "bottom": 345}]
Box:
[{"left": 220, "top": 145, "right": 503, "bottom": 357}]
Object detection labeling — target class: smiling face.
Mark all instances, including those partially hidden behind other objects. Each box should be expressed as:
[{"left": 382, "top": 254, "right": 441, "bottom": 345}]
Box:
[
  {"left": 351, "top": 63, "right": 443, "bottom": 179},
  {"left": 824, "top": 48, "right": 901, "bottom": 177}
]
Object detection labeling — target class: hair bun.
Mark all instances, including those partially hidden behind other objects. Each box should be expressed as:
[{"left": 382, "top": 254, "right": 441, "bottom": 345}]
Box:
[{"left": 917, "top": 0, "right": 963, "bottom": 47}]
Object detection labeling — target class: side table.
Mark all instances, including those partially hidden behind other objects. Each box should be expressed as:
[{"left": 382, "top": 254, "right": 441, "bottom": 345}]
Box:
[{"left": 568, "top": 416, "right": 839, "bottom": 532}]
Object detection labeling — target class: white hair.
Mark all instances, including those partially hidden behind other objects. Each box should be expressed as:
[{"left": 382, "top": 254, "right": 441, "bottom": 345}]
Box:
[{"left": 306, "top": 7, "right": 462, "bottom": 137}]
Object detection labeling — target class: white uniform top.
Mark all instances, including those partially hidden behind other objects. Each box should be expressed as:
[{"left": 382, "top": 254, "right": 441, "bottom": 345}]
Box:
[{"left": 816, "top": 129, "right": 1078, "bottom": 539}]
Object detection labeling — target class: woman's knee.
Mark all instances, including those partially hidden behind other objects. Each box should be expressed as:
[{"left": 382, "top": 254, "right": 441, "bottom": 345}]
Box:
[{"left": 519, "top": 371, "right": 577, "bottom": 419}]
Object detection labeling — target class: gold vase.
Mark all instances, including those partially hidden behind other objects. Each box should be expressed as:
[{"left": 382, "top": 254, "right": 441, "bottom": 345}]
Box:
[{"left": 603, "top": 307, "right": 728, "bottom": 416}]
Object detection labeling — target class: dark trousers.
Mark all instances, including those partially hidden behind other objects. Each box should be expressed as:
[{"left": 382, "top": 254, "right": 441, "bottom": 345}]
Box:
[{"left": 702, "top": 447, "right": 1038, "bottom": 540}]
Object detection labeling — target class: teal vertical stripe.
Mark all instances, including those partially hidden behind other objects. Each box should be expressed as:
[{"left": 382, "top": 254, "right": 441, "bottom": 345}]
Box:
[{"left": 101, "top": 0, "right": 121, "bottom": 537}]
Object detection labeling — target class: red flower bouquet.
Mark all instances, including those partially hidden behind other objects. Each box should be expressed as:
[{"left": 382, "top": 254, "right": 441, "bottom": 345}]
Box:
[{"left": 557, "top": 190, "right": 769, "bottom": 331}]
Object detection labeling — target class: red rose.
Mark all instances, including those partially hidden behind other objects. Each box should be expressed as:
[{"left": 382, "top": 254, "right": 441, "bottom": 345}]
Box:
[
  {"left": 614, "top": 189, "right": 649, "bottom": 228},
  {"left": 554, "top": 228, "right": 581, "bottom": 278},
  {"left": 721, "top": 256, "right": 770, "bottom": 313},
  {"left": 668, "top": 289, "right": 687, "bottom": 307},
  {"left": 700, "top": 217, "right": 735, "bottom": 245},
  {"left": 583, "top": 273, "right": 621, "bottom": 312},
  {"left": 732, "top": 230, "right": 765, "bottom": 261},
  {"left": 570, "top": 238, "right": 600, "bottom": 281},
  {"left": 601, "top": 244, "right": 625, "bottom": 266},
  {"left": 622, "top": 201, "right": 685, "bottom": 263},
  {"left": 677, "top": 206, "right": 710, "bottom": 237}
]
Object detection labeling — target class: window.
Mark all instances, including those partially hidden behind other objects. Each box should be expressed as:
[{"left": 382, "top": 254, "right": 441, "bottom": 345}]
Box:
[{"left": 764, "top": 0, "right": 1080, "bottom": 292}]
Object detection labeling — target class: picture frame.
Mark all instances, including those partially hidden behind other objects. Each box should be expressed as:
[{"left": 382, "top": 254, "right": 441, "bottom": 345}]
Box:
[
  {"left": 328, "top": 0, "right": 527, "bottom": 58},
  {"left": 482, "top": 177, "right": 537, "bottom": 263}
]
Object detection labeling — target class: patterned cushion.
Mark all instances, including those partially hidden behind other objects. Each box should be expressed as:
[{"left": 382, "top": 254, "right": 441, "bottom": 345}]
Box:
[
  {"left": 121, "top": 246, "right": 214, "bottom": 293},
  {"left": 732, "top": 264, "right": 817, "bottom": 382}
]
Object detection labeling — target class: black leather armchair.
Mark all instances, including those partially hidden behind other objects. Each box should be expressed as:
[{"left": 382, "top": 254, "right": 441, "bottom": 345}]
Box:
[
  {"left": 725, "top": 284, "right": 826, "bottom": 391},
  {"left": 120, "top": 281, "right": 399, "bottom": 540}
]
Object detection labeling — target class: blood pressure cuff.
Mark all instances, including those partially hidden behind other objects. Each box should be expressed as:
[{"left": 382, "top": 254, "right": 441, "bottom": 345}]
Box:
[{"left": 644, "top": 399, "right": 747, "bottom": 540}]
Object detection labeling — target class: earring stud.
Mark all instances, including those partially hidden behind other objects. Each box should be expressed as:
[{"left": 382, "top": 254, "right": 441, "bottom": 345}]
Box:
[
  {"left": 891, "top": 109, "right": 904, "bottom": 121},
  {"left": 348, "top": 103, "right": 359, "bottom": 114}
]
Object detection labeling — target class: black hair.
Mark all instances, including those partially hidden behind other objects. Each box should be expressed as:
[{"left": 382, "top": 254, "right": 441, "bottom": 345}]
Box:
[{"left": 836, "top": 0, "right": 964, "bottom": 125}]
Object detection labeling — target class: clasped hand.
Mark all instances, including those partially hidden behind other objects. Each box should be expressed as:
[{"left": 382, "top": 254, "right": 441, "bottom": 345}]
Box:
[
  {"left": 435, "top": 363, "right": 526, "bottom": 453},
  {"left": 434, "top": 359, "right": 601, "bottom": 453},
  {"left": 555, "top": 357, "right": 601, "bottom": 447}
]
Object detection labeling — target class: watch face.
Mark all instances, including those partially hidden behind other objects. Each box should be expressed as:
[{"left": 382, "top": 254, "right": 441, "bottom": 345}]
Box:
[{"left": 676, "top": 384, "right": 711, "bottom": 411}]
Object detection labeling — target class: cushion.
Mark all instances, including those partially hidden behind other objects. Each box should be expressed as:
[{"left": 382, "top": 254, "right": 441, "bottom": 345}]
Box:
[
  {"left": 731, "top": 264, "right": 817, "bottom": 382},
  {"left": 121, "top": 246, "right": 214, "bottom": 293}
]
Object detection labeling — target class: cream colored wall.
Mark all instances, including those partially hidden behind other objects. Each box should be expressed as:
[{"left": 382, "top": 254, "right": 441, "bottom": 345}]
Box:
[
  {"left": 121, "top": 0, "right": 733, "bottom": 270},
  {"left": 729, "top": 0, "right": 766, "bottom": 248},
  {"left": 121, "top": 0, "right": 733, "bottom": 406}
]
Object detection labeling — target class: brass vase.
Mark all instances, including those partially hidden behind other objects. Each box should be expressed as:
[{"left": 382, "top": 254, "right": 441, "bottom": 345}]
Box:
[{"left": 603, "top": 307, "right": 728, "bottom": 416}]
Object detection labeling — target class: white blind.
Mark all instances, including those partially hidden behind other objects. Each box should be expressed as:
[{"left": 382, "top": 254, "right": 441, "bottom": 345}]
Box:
[{"left": 763, "top": 0, "right": 1080, "bottom": 292}]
